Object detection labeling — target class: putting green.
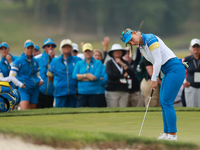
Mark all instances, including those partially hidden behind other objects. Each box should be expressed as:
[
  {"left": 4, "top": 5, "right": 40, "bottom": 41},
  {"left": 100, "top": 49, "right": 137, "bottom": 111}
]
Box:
[{"left": 0, "top": 110, "right": 199, "bottom": 146}]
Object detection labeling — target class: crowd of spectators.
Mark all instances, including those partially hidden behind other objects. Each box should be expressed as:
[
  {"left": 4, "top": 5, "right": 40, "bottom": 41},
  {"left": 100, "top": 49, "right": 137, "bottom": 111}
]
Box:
[{"left": 0, "top": 37, "right": 199, "bottom": 110}]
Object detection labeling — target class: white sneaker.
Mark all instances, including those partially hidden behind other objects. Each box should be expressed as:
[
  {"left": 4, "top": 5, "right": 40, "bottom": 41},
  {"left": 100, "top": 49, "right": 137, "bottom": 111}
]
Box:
[
  {"left": 157, "top": 133, "right": 168, "bottom": 140},
  {"left": 166, "top": 134, "right": 177, "bottom": 141}
]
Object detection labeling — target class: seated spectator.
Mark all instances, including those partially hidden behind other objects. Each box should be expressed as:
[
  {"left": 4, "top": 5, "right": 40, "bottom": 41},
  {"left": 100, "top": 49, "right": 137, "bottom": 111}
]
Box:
[
  {"left": 105, "top": 44, "right": 134, "bottom": 107},
  {"left": 72, "top": 43, "right": 103, "bottom": 107},
  {"left": 93, "top": 49, "right": 108, "bottom": 107},
  {"left": 183, "top": 38, "right": 200, "bottom": 107},
  {"left": 9, "top": 40, "right": 44, "bottom": 110},
  {"left": 47, "top": 39, "right": 81, "bottom": 108},
  {"left": 123, "top": 47, "right": 144, "bottom": 107}
]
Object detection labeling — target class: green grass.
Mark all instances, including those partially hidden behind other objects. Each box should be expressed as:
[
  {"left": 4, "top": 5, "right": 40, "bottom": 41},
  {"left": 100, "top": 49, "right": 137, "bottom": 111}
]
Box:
[{"left": 0, "top": 107, "right": 199, "bottom": 149}]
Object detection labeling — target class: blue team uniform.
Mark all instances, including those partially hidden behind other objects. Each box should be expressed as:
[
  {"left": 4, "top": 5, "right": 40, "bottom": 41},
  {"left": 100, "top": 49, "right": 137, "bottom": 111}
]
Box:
[{"left": 47, "top": 55, "right": 81, "bottom": 107}]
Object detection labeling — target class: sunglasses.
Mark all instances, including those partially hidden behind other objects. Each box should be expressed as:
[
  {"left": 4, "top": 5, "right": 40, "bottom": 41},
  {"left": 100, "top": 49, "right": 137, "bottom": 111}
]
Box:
[
  {"left": 46, "top": 44, "right": 55, "bottom": 48},
  {"left": 192, "top": 45, "right": 200, "bottom": 48}
]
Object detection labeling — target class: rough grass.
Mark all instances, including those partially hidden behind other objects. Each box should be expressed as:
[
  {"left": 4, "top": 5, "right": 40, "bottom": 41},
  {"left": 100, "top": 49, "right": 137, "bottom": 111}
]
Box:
[{"left": 0, "top": 107, "right": 200, "bottom": 149}]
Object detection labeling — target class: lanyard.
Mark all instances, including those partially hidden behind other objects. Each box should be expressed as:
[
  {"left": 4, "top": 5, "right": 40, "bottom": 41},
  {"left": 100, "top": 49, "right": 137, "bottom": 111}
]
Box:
[
  {"left": 4, "top": 60, "right": 10, "bottom": 71},
  {"left": 193, "top": 59, "right": 200, "bottom": 71},
  {"left": 112, "top": 58, "right": 123, "bottom": 74}
]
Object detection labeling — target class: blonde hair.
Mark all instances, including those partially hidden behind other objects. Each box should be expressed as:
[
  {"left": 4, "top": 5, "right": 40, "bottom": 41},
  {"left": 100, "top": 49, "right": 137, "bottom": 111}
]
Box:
[
  {"left": 124, "top": 28, "right": 141, "bottom": 34},
  {"left": 24, "top": 39, "right": 33, "bottom": 47},
  {"left": 93, "top": 49, "right": 104, "bottom": 59}
]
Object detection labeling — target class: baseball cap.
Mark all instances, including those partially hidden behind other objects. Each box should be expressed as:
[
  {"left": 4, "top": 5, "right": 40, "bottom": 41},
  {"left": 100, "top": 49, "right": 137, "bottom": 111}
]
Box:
[
  {"left": 82, "top": 43, "right": 93, "bottom": 52},
  {"left": 59, "top": 39, "right": 73, "bottom": 51},
  {"left": 24, "top": 40, "right": 34, "bottom": 48},
  {"left": 72, "top": 43, "right": 79, "bottom": 52},
  {"left": 190, "top": 38, "right": 200, "bottom": 47},
  {"left": 34, "top": 44, "right": 40, "bottom": 51},
  {"left": 0, "top": 42, "right": 9, "bottom": 49},
  {"left": 120, "top": 29, "right": 133, "bottom": 46},
  {"left": 42, "top": 38, "right": 57, "bottom": 49}
]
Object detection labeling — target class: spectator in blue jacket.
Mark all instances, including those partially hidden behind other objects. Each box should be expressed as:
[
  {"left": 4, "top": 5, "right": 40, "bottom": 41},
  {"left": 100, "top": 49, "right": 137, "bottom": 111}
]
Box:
[
  {"left": 72, "top": 43, "right": 103, "bottom": 107},
  {"left": 0, "top": 42, "right": 18, "bottom": 88},
  {"left": 9, "top": 40, "right": 44, "bottom": 110},
  {"left": 47, "top": 39, "right": 81, "bottom": 108},
  {"left": 93, "top": 49, "right": 108, "bottom": 107},
  {"left": 35, "top": 38, "right": 56, "bottom": 108}
]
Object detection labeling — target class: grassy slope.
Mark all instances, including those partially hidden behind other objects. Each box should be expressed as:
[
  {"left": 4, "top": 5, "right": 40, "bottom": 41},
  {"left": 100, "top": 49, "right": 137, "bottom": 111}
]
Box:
[{"left": 0, "top": 108, "right": 199, "bottom": 149}]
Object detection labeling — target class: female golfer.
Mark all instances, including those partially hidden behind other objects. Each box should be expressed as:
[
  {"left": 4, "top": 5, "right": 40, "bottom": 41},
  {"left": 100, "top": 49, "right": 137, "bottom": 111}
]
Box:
[{"left": 120, "top": 28, "right": 185, "bottom": 141}]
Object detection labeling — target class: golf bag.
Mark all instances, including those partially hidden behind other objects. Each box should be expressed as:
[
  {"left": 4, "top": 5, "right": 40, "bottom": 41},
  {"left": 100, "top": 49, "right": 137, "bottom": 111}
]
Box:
[{"left": 0, "top": 81, "right": 20, "bottom": 113}]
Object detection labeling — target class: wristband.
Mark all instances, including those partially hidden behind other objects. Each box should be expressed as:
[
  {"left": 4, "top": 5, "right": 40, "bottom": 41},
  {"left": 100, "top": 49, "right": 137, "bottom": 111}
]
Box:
[{"left": 84, "top": 74, "right": 87, "bottom": 78}]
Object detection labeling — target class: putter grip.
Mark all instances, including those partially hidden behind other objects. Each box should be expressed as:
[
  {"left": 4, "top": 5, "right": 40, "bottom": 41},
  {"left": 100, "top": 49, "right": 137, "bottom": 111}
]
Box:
[{"left": 150, "top": 89, "right": 154, "bottom": 97}]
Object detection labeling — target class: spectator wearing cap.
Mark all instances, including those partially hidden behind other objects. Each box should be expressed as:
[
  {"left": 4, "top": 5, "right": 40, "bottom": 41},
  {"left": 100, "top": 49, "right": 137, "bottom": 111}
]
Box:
[
  {"left": 93, "top": 49, "right": 108, "bottom": 107},
  {"left": 47, "top": 39, "right": 81, "bottom": 108},
  {"left": 105, "top": 44, "right": 134, "bottom": 107},
  {"left": 36, "top": 38, "right": 56, "bottom": 108},
  {"left": 9, "top": 40, "right": 44, "bottom": 110},
  {"left": 0, "top": 42, "right": 18, "bottom": 88},
  {"left": 183, "top": 38, "right": 200, "bottom": 107},
  {"left": 72, "top": 43, "right": 103, "bottom": 107},
  {"left": 72, "top": 43, "right": 79, "bottom": 56},
  {"left": 33, "top": 44, "right": 41, "bottom": 57}
]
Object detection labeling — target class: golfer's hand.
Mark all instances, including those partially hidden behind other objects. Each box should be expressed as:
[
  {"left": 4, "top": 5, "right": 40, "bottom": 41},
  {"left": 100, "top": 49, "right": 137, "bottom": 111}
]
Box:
[
  {"left": 183, "top": 81, "right": 190, "bottom": 87},
  {"left": 151, "top": 80, "right": 158, "bottom": 90},
  {"left": 22, "top": 84, "right": 26, "bottom": 88}
]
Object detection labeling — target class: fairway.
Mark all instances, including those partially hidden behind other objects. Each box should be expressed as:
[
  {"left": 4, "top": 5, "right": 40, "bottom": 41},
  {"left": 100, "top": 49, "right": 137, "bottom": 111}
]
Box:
[{"left": 0, "top": 108, "right": 199, "bottom": 148}]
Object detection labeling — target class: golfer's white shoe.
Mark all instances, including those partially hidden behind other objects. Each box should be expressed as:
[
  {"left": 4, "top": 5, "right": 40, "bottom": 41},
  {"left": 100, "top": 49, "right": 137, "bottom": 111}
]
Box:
[
  {"left": 157, "top": 133, "right": 168, "bottom": 140},
  {"left": 166, "top": 134, "right": 177, "bottom": 141}
]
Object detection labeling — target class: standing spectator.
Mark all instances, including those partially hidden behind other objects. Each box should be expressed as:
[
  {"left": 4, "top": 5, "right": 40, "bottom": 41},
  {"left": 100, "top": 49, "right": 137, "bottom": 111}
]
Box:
[
  {"left": 47, "top": 39, "right": 81, "bottom": 108},
  {"left": 105, "top": 44, "right": 134, "bottom": 107},
  {"left": 72, "top": 43, "right": 103, "bottom": 107},
  {"left": 0, "top": 42, "right": 18, "bottom": 88},
  {"left": 36, "top": 38, "right": 56, "bottom": 108},
  {"left": 93, "top": 49, "right": 108, "bottom": 107},
  {"left": 72, "top": 43, "right": 79, "bottom": 56},
  {"left": 9, "top": 40, "right": 44, "bottom": 110},
  {"left": 123, "top": 47, "right": 144, "bottom": 107},
  {"left": 183, "top": 38, "right": 200, "bottom": 107},
  {"left": 33, "top": 44, "right": 41, "bottom": 57}
]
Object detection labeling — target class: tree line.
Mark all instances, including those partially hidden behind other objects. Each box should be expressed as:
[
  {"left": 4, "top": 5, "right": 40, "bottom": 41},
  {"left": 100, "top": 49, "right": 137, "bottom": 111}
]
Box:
[{"left": 14, "top": 0, "right": 199, "bottom": 37}]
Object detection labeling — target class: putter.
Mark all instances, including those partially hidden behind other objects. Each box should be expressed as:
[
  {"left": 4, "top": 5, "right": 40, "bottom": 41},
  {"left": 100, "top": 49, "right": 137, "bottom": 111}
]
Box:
[{"left": 138, "top": 89, "right": 154, "bottom": 137}]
